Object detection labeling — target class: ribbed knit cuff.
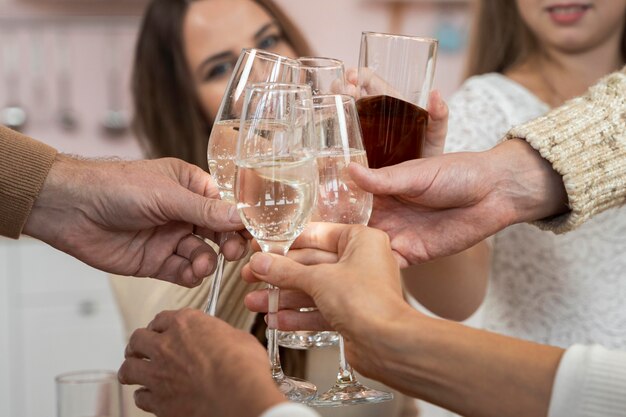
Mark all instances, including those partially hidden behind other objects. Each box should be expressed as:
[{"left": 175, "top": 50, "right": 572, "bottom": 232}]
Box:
[
  {"left": 548, "top": 344, "right": 626, "bottom": 417},
  {"left": 259, "top": 403, "right": 321, "bottom": 417},
  {"left": 0, "top": 127, "right": 57, "bottom": 239},
  {"left": 505, "top": 69, "right": 626, "bottom": 234}
]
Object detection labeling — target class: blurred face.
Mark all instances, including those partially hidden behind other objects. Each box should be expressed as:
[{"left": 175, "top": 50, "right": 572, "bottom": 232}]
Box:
[
  {"left": 183, "top": 0, "right": 297, "bottom": 121},
  {"left": 515, "top": 0, "right": 626, "bottom": 54}
]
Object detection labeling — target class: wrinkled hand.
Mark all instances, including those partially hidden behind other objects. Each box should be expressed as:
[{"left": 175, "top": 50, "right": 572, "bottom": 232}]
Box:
[
  {"left": 243, "top": 223, "right": 409, "bottom": 336},
  {"left": 349, "top": 139, "right": 568, "bottom": 267},
  {"left": 24, "top": 156, "right": 247, "bottom": 286},
  {"left": 118, "top": 309, "right": 286, "bottom": 417}
]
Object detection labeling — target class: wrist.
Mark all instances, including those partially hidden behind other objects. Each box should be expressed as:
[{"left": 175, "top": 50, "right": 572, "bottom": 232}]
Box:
[
  {"left": 488, "top": 139, "right": 568, "bottom": 225},
  {"left": 23, "top": 154, "right": 89, "bottom": 243}
]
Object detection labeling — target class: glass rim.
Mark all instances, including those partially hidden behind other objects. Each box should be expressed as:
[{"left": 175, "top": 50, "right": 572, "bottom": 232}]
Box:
[
  {"left": 311, "top": 94, "right": 355, "bottom": 108},
  {"left": 246, "top": 82, "right": 312, "bottom": 94},
  {"left": 239, "top": 48, "right": 299, "bottom": 66},
  {"left": 55, "top": 370, "right": 118, "bottom": 384},
  {"left": 296, "top": 56, "right": 345, "bottom": 70},
  {"left": 361, "top": 31, "right": 438, "bottom": 45}
]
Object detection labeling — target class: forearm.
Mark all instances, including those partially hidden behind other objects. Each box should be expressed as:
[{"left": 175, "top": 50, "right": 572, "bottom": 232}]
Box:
[
  {"left": 402, "top": 241, "right": 490, "bottom": 321},
  {"left": 359, "top": 309, "right": 563, "bottom": 417},
  {"left": 505, "top": 67, "right": 626, "bottom": 233}
]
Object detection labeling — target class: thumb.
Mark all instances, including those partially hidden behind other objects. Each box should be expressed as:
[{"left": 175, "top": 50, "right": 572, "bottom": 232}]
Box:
[
  {"left": 166, "top": 188, "right": 243, "bottom": 232},
  {"left": 248, "top": 252, "right": 316, "bottom": 294},
  {"left": 349, "top": 160, "right": 431, "bottom": 197}
]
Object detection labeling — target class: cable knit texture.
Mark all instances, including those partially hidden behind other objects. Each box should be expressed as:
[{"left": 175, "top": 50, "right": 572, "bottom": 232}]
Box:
[
  {"left": 446, "top": 72, "right": 626, "bottom": 350},
  {"left": 506, "top": 67, "right": 626, "bottom": 233},
  {"left": 0, "top": 126, "right": 57, "bottom": 239}
]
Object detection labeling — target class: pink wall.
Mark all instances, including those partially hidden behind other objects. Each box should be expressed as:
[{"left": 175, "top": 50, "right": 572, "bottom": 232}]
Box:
[{"left": 0, "top": 0, "right": 472, "bottom": 158}]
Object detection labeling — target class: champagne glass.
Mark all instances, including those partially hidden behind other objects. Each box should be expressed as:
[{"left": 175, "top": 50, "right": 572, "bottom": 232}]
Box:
[
  {"left": 56, "top": 370, "right": 123, "bottom": 417},
  {"left": 356, "top": 31, "right": 438, "bottom": 168},
  {"left": 205, "top": 48, "right": 299, "bottom": 315},
  {"left": 307, "top": 94, "right": 392, "bottom": 407},
  {"left": 235, "top": 82, "right": 318, "bottom": 402},
  {"left": 277, "top": 56, "right": 347, "bottom": 350}
]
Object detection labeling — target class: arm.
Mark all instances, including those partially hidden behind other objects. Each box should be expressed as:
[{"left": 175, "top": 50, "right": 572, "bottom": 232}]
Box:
[
  {"left": 505, "top": 66, "right": 626, "bottom": 233},
  {"left": 1, "top": 127, "right": 246, "bottom": 286},
  {"left": 350, "top": 67, "right": 625, "bottom": 266},
  {"left": 402, "top": 241, "right": 490, "bottom": 321},
  {"left": 243, "top": 223, "right": 563, "bottom": 417}
]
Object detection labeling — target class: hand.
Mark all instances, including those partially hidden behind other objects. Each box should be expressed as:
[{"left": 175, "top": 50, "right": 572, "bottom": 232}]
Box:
[
  {"left": 23, "top": 155, "right": 247, "bottom": 287},
  {"left": 349, "top": 139, "right": 569, "bottom": 267},
  {"left": 243, "top": 223, "right": 411, "bottom": 338},
  {"left": 118, "top": 309, "right": 286, "bottom": 417}
]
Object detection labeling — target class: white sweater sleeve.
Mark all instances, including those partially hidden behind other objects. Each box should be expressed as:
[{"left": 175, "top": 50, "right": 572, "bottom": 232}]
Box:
[
  {"left": 259, "top": 403, "right": 321, "bottom": 417},
  {"left": 548, "top": 344, "right": 626, "bottom": 417}
]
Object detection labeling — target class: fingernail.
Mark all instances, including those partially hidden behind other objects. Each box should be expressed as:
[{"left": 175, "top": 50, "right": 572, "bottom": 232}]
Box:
[
  {"left": 229, "top": 206, "right": 241, "bottom": 223},
  {"left": 250, "top": 253, "right": 272, "bottom": 274}
]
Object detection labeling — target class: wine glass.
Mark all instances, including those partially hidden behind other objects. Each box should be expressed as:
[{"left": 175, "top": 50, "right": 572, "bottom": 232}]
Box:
[
  {"left": 356, "top": 31, "right": 438, "bottom": 168},
  {"left": 204, "top": 48, "right": 299, "bottom": 315},
  {"left": 56, "top": 370, "right": 123, "bottom": 417},
  {"left": 235, "top": 82, "right": 318, "bottom": 402},
  {"left": 297, "top": 56, "right": 346, "bottom": 95},
  {"left": 306, "top": 94, "right": 392, "bottom": 407},
  {"left": 277, "top": 56, "right": 347, "bottom": 350}
]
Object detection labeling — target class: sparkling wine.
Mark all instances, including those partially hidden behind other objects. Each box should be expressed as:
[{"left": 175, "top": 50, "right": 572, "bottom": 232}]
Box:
[
  {"left": 236, "top": 155, "right": 317, "bottom": 244},
  {"left": 314, "top": 148, "right": 372, "bottom": 225},
  {"left": 356, "top": 95, "right": 428, "bottom": 169},
  {"left": 207, "top": 120, "right": 240, "bottom": 202}
]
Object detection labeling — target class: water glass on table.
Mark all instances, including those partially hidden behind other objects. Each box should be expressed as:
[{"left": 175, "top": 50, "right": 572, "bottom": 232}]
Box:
[{"left": 56, "top": 370, "right": 122, "bottom": 417}]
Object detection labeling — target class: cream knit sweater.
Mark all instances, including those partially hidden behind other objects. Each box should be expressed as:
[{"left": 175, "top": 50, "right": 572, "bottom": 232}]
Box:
[{"left": 506, "top": 66, "right": 626, "bottom": 234}]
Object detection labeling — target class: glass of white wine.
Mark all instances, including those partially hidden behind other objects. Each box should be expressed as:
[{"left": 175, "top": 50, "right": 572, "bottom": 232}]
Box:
[
  {"left": 235, "top": 82, "right": 318, "bottom": 402},
  {"left": 277, "top": 57, "right": 347, "bottom": 350},
  {"left": 205, "top": 48, "right": 299, "bottom": 315},
  {"left": 307, "top": 94, "right": 393, "bottom": 407}
]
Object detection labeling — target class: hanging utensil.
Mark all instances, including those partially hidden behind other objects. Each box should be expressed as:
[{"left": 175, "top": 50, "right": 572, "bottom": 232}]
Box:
[
  {"left": 29, "top": 29, "right": 49, "bottom": 128},
  {"left": 56, "top": 29, "right": 78, "bottom": 132},
  {"left": 1, "top": 30, "right": 27, "bottom": 132},
  {"left": 101, "top": 29, "right": 128, "bottom": 138}
]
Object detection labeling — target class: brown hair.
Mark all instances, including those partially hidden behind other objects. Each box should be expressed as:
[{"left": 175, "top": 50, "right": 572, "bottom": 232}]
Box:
[
  {"left": 465, "top": 0, "right": 626, "bottom": 78},
  {"left": 132, "top": 0, "right": 313, "bottom": 170}
]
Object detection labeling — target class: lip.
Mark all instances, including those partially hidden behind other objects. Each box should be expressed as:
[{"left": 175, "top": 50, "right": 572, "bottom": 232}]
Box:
[{"left": 545, "top": 3, "right": 592, "bottom": 25}]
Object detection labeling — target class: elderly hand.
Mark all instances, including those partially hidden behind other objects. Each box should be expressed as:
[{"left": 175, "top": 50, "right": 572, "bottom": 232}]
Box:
[
  {"left": 349, "top": 139, "right": 568, "bottom": 266},
  {"left": 23, "top": 156, "right": 247, "bottom": 287},
  {"left": 118, "top": 309, "right": 286, "bottom": 417}
]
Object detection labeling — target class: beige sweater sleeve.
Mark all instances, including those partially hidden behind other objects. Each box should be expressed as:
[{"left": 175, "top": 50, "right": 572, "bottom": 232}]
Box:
[
  {"left": 505, "top": 67, "right": 626, "bottom": 234},
  {"left": 0, "top": 126, "right": 57, "bottom": 239}
]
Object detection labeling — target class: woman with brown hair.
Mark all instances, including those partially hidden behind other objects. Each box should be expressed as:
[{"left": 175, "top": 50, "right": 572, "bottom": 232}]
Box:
[
  {"left": 404, "top": 0, "right": 626, "bottom": 358},
  {"left": 110, "top": 1, "right": 417, "bottom": 416}
]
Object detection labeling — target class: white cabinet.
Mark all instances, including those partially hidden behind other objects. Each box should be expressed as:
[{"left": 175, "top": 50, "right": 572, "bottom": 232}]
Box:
[{"left": 0, "top": 237, "right": 126, "bottom": 417}]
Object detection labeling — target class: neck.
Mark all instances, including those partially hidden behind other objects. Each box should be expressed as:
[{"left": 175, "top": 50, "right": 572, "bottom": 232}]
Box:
[{"left": 533, "top": 32, "right": 624, "bottom": 105}]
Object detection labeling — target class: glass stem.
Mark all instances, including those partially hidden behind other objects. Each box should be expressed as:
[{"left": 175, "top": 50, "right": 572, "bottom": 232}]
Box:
[
  {"left": 268, "top": 286, "right": 284, "bottom": 380},
  {"left": 204, "top": 232, "right": 232, "bottom": 316},
  {"left": 264, "top": 243, "right": 289, "bottom": 381},
  {"left": 337, "top": 335, "right": 357, "bottom": 384}
]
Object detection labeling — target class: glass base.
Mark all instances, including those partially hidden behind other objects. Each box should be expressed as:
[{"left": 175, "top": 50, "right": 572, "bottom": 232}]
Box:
[
  {"left": 276, "top": 375, "right": 317, "bottom": 403},
  {"left": 277, "top": 330, "right": 340, "bottom": 349},
  {"left": 308, "top": 381, "right": 393, "bottom": 407}
]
